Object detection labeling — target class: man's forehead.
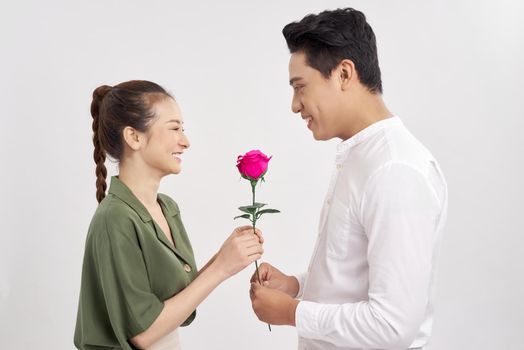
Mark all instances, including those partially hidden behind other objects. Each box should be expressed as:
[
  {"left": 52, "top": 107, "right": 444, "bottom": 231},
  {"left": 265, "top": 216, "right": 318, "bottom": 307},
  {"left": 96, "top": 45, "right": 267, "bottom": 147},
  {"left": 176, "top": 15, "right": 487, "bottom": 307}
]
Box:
[
  {"left": 289, "top": 52, "right": 305, "bottom": 73},
  {"left": 289, "top": 52, "right": 312, "bottom": 83},
  {"left": 289, "top": 51, "right": 307, "bottom": 67}
]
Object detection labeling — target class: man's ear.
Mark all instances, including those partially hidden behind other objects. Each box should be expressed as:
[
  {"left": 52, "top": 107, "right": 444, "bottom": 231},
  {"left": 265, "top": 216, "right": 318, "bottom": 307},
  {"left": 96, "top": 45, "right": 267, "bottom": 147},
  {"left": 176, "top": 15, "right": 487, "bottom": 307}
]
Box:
[
  {"left": 338, "top": 59, "right": 356, "bottom": 91},
  {"left": 122, "top": 126, "right": 142, "bottom": 151}
]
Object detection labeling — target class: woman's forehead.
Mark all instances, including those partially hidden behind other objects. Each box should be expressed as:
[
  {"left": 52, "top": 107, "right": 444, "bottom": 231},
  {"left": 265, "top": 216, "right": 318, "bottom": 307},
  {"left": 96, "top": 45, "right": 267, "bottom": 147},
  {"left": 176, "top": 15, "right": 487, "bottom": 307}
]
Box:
[{"left": 154, "top": 98, "right": 184, "bottom": 123}]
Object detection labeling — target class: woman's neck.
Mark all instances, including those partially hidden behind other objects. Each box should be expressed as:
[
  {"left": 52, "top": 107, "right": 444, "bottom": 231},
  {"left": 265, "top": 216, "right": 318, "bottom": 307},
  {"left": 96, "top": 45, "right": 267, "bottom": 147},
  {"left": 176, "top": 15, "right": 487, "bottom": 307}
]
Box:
[{"left": 118, "top": 161, "right": 162, "bottom": 209}]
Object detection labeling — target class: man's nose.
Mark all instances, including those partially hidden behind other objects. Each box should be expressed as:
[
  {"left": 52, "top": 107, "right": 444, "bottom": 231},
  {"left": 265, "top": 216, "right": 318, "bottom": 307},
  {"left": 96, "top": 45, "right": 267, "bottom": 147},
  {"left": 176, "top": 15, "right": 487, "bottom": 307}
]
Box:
[{"left": 291, "top": 94, "right": 302, "bottom": 114}]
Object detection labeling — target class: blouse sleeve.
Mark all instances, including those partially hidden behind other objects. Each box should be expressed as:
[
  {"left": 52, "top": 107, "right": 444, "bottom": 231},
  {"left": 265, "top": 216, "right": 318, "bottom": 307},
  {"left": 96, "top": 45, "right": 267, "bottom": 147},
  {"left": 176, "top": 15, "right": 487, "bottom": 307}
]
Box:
[{"left": 94, "top": 215, "right": 164, "bottom": 340}]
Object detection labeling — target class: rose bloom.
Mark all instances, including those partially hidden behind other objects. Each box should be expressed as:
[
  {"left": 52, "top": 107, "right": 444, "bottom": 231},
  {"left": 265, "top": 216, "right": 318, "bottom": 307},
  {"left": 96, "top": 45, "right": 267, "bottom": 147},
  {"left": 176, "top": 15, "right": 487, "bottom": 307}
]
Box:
[{"left": 236, "top": 150, "right": 272, "bottom": 180}]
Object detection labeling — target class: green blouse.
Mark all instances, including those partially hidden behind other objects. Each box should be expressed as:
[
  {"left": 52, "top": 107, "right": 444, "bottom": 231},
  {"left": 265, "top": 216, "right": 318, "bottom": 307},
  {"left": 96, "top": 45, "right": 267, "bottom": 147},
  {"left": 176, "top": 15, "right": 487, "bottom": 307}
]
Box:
[{"left": 74, "top": 176, "right": 198, "bottom": 349}]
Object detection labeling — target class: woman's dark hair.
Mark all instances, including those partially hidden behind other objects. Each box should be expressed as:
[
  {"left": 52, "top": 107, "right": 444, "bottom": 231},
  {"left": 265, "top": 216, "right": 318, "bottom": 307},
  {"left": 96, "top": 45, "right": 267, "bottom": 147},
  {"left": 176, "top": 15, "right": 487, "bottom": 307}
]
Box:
[
  {"left": 283, "top": 8, "right": 382, "bottom": 94},
  {"left": 90, "top": 80, "right": 173, "bottom": 203}
]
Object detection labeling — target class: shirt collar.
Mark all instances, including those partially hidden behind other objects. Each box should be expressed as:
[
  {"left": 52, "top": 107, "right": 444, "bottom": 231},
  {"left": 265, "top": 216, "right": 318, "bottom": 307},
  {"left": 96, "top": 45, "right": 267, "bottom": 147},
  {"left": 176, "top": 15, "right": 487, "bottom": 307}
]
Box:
[
  {"left": 336, "top": 116, "right": 401, "bottom": 163},
  {"left": 107, "top": 176, "right": 179, "bottom": 222}
]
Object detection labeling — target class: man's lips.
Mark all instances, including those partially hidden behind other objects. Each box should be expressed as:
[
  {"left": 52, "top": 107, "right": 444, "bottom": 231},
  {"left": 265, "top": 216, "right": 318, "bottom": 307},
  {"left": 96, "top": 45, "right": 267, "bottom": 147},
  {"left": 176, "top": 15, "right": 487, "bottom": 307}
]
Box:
[{"left": 302, "top": 115, "right": 313, "bottom": 128}]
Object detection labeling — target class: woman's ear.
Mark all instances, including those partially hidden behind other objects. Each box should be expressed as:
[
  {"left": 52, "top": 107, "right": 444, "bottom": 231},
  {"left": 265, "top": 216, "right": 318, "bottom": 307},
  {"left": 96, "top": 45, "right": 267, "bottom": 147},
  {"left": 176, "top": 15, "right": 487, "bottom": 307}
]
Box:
[
  {"left": 122, "top": 126, "right": 142, "bottom": 151},
  {"left": 338, "top": 59, "right": 356, "bottom": 91}
]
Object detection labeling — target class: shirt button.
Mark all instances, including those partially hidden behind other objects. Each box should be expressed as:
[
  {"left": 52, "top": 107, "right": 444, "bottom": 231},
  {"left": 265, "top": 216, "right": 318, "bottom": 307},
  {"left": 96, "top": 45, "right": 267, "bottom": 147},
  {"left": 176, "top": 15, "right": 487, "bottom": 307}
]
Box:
[{"left": 183, "top": 264, "right": 192, "bottom": 273}]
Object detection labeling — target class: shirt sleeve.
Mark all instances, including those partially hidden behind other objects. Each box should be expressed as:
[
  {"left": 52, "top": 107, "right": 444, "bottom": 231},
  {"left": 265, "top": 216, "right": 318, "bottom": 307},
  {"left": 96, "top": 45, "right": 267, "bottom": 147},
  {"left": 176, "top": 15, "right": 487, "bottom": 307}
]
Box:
[
  {"left": 294, "top": 272, "right": 308, "bottom": 299},
  {"left": 95, "top": 215, "right": 164, "bottom": 340},
  {"left": 295, "top": 162, "right": 443, "bottom": 348}
]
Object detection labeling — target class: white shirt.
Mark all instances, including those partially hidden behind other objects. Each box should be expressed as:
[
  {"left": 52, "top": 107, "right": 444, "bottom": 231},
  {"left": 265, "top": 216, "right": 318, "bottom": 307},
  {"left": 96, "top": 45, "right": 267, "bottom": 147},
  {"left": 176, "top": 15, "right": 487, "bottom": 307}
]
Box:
[{"left": 295, "top": 117, "right": 448, "bottom": 350}]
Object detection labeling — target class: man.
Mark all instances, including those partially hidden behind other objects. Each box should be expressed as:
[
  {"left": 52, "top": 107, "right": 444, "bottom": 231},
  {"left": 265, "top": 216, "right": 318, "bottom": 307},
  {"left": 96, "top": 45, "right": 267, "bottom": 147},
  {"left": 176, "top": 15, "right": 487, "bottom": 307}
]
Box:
[{"left": 249, "top": 8, "right": 448, "bottom": 350}]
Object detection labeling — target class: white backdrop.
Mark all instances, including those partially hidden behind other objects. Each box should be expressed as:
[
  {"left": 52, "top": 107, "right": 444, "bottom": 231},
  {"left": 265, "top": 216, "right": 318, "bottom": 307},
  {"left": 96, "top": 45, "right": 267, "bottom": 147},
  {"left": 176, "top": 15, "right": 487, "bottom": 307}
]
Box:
[{"left": 1, "top": 0, "right": 523, "bottom": 349}]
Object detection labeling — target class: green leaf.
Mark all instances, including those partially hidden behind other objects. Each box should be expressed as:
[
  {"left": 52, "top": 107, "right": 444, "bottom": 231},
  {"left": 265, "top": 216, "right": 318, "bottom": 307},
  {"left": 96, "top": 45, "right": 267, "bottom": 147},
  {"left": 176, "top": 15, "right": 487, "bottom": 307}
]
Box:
[
  {"left": 234, "top": 214, "right": 252, "bottom": 220},
  {"left": 255, "top": 208, "right": 280, "bottom": 219},
  {"left": 238, "top": 206, "right": 257, "bottom": 214},
  {"left": 238, "top": 203, "right": 266, "bottom": 213}
]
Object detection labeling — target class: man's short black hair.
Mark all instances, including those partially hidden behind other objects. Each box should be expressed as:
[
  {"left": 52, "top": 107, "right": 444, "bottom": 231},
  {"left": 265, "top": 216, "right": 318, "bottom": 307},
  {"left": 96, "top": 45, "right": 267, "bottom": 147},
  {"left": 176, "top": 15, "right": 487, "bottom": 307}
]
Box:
[{"left": 283, "top": 8, "right": 383, "bottom": 94}]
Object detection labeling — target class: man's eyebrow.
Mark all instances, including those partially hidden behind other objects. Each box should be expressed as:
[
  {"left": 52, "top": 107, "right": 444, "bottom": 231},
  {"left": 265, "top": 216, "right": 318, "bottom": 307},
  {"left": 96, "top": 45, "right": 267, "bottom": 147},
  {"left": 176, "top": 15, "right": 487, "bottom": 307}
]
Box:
[{"left": 289, "top": 77, "right": 304, "bottom": 85}]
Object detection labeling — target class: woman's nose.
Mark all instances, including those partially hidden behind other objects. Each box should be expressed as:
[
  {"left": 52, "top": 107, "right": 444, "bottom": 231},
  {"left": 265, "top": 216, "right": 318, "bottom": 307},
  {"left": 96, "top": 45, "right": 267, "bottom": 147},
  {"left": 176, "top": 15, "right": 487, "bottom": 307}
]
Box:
[{"left": 180, "top": 133, "right": 190, "bottom": 149}]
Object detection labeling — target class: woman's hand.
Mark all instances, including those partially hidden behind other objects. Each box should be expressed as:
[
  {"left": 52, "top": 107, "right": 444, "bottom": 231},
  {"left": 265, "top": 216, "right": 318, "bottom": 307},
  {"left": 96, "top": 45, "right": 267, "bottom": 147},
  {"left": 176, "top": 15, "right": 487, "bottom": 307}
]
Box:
[
  {"left": 213, "top": 226, "right": 264, "bottom": 280},
  {"left": 130, "top": 227, "right": 263, "bottom": 348}
]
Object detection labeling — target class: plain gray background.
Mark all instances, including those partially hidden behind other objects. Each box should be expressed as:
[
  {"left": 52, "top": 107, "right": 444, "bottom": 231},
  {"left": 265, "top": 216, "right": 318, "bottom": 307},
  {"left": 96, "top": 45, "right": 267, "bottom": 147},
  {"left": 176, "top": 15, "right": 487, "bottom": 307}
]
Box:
[{"left": 1, "top": 0, "right": 523, "bottom": 349}]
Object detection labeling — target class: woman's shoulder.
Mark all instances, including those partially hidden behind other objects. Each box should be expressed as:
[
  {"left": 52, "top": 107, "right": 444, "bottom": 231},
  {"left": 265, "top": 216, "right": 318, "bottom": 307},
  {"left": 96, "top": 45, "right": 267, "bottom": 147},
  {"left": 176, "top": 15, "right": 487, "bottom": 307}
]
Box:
[{"left": 88, "top": 194, "right": 141, "bottom": 239}]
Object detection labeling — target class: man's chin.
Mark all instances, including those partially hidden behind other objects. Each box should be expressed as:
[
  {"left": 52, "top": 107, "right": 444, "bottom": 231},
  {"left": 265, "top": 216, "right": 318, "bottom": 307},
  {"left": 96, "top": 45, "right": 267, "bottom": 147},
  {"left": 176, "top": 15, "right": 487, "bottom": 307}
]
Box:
[{"left": 311, "top": 130, "right": 332, "bottom": 141}]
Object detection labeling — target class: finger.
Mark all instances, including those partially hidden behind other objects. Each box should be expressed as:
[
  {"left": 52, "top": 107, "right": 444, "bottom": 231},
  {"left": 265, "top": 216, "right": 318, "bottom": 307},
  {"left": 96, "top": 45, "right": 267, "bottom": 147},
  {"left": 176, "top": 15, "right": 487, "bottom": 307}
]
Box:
[
  {"left": 257, "top": 263, "right": 271, "bottom": 280},
  {"left": 252, "top": 228, "right": 264, "bottom": 243},
  {"left": 263, "top": 279, "right": 279, "bottom": 289},
  {"left": 244, "top": 239, "right": 264, "bottom": 250},
  {"left": 234, "top": 226, "right": 254, "bottom": 235},
  {"left": 250, "top": 271, "right": 259, "bottom": 283},
  {"left": 243, "top": 242, "right": 263, "bottom": 254},
  {"left": 238, "top": 228, "right": 257, "bottom": 237},
  {"left": 237, "top": 235, "right": 262, "bottom": 245},
  {"left": 251, "top": 270, "right": 264, "bottom": 284},
  {"left": 238, "top": 226, "right": 262, "bottom": 234},
  {"left": 239, "top": 232, "right": 264, "bottom": 245},
  {"left": 249, "top": 262, "right": 267, "bottom": 282},
  {"left": 248, "top": 253, "right": 262, "bottom": 264}
]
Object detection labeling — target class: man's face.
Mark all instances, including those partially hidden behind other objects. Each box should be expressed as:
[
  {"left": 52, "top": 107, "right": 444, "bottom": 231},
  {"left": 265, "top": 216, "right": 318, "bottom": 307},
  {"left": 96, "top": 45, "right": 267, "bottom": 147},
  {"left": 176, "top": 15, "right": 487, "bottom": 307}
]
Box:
[{"left": 288, "top": 51, "right": 342, "bottom": 141}]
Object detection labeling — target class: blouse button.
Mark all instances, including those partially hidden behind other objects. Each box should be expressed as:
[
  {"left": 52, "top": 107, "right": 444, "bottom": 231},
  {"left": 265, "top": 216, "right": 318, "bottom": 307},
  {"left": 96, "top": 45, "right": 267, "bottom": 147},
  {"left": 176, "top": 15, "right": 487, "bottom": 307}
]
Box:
[{"left": 183, "top": 264, "right": 192, "bottom": 273}]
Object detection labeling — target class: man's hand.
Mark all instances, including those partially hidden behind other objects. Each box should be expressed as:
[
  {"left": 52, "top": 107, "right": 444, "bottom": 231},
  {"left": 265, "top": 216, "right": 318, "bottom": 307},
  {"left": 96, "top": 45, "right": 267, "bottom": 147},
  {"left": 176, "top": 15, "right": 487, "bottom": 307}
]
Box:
[
  {"left": 250, "top": 282, "right": 299, "bottom": 326},
  {"left": 250, "top": 262, "right": 299, "bottom": 297}
]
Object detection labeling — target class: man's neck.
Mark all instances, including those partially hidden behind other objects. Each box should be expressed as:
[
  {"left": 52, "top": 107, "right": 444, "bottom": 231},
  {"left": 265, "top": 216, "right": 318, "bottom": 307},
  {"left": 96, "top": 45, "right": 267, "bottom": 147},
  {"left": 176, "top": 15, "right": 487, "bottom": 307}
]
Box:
[{"left": 338, "top": 93, "right": 392, "bottom": 141}]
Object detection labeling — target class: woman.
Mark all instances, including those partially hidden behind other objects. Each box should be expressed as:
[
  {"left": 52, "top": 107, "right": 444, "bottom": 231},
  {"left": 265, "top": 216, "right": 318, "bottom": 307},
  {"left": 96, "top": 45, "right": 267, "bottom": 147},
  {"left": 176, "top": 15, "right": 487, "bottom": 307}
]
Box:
[{"left": 74, "top": 80, "right": 264, "bottom": 350}]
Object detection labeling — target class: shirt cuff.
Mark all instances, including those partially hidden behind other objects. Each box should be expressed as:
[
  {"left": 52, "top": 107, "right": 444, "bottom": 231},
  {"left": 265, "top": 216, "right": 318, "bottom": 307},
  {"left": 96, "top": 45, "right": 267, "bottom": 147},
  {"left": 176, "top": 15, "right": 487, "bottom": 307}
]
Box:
[
  {"left": 295, "top": 300, "right": 323, "bottom": 339},
  {"left": 294, "top": 272, "right": 308, "bottom": 299}
]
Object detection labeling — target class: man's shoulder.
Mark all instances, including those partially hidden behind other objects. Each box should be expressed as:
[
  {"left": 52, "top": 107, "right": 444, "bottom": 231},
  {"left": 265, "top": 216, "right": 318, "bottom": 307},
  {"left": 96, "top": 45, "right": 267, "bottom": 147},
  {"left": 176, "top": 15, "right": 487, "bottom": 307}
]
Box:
[
  {"left": 344, "top": 123, "right": 440, "bottom": 194},
  {"left": 359, "top": 123, "right": 434, "bottom": 168}
]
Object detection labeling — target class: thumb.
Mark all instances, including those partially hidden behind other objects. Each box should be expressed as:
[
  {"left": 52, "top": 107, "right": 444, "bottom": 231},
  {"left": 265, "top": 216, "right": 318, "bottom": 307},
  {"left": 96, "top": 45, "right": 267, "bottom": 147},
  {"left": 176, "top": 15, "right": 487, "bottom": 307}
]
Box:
[
  {"left": 262, "top": 278, "right": 278, "bottom": 289},
  {"left": 250, "top": 272, "right": 258, "bottom": 284}
]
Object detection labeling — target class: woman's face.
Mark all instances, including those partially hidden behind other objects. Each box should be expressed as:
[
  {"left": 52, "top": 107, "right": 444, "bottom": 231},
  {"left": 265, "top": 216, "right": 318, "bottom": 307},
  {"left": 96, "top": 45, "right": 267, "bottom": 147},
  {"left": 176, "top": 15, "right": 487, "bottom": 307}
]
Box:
[{"left": 139, "top": 97, "right": 190, "bottom": 176}]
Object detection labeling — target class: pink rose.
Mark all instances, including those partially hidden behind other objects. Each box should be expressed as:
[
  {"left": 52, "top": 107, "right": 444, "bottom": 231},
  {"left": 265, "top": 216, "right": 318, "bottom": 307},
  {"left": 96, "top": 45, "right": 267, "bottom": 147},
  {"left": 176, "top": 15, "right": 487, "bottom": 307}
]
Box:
[{"left": 236, "top": 150, "right": 272, "bottom": 180}]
